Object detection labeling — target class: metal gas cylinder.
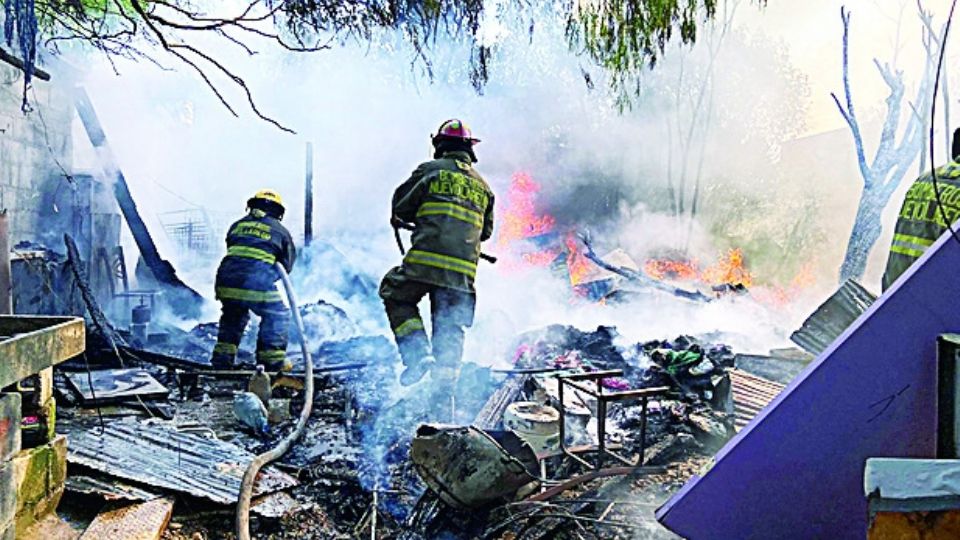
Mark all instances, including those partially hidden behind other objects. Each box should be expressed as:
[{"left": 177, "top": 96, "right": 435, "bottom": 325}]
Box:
[{"left": 503, "top": 401, "right": 561, "bottom": 454}]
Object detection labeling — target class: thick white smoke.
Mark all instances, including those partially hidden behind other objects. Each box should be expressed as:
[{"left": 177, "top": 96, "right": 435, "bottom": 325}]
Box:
[{"left": 62, "top": 0, "right": 960, "bottom": 364}]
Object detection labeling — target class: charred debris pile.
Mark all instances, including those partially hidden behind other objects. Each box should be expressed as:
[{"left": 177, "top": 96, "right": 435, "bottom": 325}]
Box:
[{"left": 49, "top": 283, "right": 799, "bottom": 539}]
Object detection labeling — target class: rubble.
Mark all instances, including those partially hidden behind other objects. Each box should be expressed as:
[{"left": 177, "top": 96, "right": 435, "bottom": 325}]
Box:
[{"left": 32, "top": 270, "right": 791, "bottom": 540}]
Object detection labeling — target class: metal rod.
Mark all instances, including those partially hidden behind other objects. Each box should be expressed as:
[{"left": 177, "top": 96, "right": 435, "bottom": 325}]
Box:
[
  {"left": 639, "top": 397, "right": 649, "bottom": 466},
  {"left": 304, "top": 142, "right": 314, "bottom": 247},
  {"left": 597, "top": 398, "right": 606, "bottom": 469},
  {"left": 371, "top": 487, "right": 378, "bottom": 540},
  {"left": 0, "top": 211, "right": 11, "bottom": 315}
]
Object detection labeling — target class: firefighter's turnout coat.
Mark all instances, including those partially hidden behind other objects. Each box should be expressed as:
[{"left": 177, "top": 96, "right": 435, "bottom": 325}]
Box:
[{"left": 883, "top": 160, "right": 960, "bottom": 291}]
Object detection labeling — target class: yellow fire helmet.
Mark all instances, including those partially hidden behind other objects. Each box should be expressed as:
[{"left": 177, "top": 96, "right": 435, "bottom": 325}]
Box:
[{"left": 251, "top": 189, "right": 284, "bottom": 207}]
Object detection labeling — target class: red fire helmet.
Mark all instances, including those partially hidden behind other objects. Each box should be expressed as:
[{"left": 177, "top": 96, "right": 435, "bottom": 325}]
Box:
[{"left": 432, "top": 119, "right": 480, "bottom": 146}]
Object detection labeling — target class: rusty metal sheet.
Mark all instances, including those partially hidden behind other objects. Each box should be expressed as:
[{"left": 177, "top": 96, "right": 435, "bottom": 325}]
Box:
[
  {"left": 66, "top": 475, "right": 159, "bottom": 502},
  {"left": 790, "top": 279, "right": 876, "bottom": 355},
  {"left": 64, "top": 369, "right": 169, "bottom": 404},
  {"left": 0, "top": 316, "right": 85, "bottom": 387},
  {"left": 730, "top": 368, "right": 785, "bottom": 430},
  {"left": 80, "top": 497, "right": 174, "bottom": 540},
  {"left": 67, "top": 421, "right": 297, "bottom": 504}
]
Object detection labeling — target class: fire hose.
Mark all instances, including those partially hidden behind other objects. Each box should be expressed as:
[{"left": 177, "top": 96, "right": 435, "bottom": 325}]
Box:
[
  {"left": 392, "top": 218, "right": 498, "bottom": 264},
  {"left": 236, "top": 263, "right": 314, "bottom": 540}
]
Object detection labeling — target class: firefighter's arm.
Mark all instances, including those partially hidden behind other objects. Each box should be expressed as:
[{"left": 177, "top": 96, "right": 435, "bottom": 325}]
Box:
[
  {"left": 279, "top": 228, "right": 297, "bottom": 272},
  {"left": 392, "top": 165, "right": 427, "bottom": 224},
  {"left": 481, "top": 192, "right": 495, "bottom": 242}
]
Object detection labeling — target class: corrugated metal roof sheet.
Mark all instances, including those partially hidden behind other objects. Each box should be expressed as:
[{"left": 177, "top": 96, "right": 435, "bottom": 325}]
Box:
[
  {"left": 790, "top": 279, "right": 876, "bottom": 355},
  {"left": 67, "top": 421, "right": 296, "bottom": 504},
  {"left": 730, "top": 368, "right": 785, "bottom": 430}
]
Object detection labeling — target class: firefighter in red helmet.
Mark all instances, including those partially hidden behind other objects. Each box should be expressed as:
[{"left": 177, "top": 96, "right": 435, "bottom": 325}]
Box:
[{"left": 380, "top": 120, "right": 495, "bottom": 400}]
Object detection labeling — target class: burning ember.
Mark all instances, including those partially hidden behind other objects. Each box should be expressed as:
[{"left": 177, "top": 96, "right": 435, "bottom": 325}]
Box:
[
  {"left": 644, "top": 248, "right": 753, "bottom": 288},
  {"left": 644, "top": 258, "right": 700, "bottom": 282}
]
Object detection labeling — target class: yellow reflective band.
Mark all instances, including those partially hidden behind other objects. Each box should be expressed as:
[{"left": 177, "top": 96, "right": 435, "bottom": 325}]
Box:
[
  {"left": 257, "top": 350, "right": 287, "bottom": 361},
  {"left": 394, "top": 318, "right": 425, "bottom": 338},
  {"left": 216, "top": 286, "right": 283, "bottom": 303},
  {"left": 404, "top": 250, "right": 477, "bottom": 278},
  {"left": 231, "top": 221, "right": 272, "bottom": 235},
  {"left": 227, "top": 245, "right": 277, "bottom": 264},
  {"left": 417, "top": 201, "right": 483, "bottom": 228},
  {"left": 893, "top": 233, "right": 934, "bottom": 248},
  {"left": 890, "top": 245, "right": 925, "bottom": 258},
  {"left": 213, "top": 342, "right": 238, "bottom": 355}
]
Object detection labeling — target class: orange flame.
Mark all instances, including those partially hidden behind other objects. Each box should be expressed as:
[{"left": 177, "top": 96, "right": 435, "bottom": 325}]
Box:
[
  {"left": 701, "top": 248, "right": 753, "bottom": 287},
  {"left": 644, "top": 248, "right": 753, "bottom": 287},
  {"left": 497, "top": 172, "right": 555, "bottom": 247},
  {"left": 643, "top": 259, "right": 700, "bottom": 281},
  {"left": 565, "top": 233, "right": 593, "bottom": 286}
]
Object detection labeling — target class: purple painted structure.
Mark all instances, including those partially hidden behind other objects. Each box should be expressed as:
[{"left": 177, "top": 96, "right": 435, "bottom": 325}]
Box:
[{"left": 656, "top": 232, "right": 960, "bottom": 539}]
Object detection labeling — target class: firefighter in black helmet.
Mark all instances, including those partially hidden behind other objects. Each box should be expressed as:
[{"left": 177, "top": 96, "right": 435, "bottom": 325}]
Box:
[
  {"left": 211, "top": 189, "right": 297, "bottom": 372},
  {"left": 380, "top": 120, "right": 495, "bottom": 394}
]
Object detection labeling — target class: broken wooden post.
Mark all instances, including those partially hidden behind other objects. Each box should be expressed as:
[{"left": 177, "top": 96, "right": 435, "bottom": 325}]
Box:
[
  {"left": 305, "top": 142, "right": 314, "bottom": 247},
  {"left": 0, "top": 210, "right": 11, "bottom": 314}
]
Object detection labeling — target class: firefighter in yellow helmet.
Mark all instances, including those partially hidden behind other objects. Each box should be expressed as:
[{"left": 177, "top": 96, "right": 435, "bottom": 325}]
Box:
[
  {"left": 380, "top": 120, "right": 495, "bottom": 394},
  {"left": 210, "top": 189, "right": 297, "bottom": 371}
]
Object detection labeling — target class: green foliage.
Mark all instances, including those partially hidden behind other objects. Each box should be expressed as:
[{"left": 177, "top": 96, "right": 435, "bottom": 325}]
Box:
[{"left": 566, "top": 0, "right": 721, "bottom": 96}]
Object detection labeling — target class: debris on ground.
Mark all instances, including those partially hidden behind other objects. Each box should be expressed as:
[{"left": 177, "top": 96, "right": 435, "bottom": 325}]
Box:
[{"left": 43, "top": 283, "right": 791, "bottom": 540}]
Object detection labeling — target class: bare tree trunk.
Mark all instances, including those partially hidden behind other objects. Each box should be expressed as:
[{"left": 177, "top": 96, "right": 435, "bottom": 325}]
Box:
[
  {"left": 832, "top": 5, "right": 937, "bottom": 283},
  {"left": 839, "top": 190, "right": 884, "bottom": 282}
]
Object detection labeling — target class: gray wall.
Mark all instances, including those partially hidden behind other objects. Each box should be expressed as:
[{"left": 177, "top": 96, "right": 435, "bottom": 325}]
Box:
[{"left": 0, "top": 62, "right": 74, "bottom": 246}]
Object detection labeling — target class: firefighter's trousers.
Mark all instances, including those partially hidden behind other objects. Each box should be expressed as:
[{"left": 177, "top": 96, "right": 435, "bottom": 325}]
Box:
[
  {"left": 379, "top": 268, "right": 476, "bottom": 385},
  {"left": 211, "top": 300, "right": 290, "bottom": 369}
]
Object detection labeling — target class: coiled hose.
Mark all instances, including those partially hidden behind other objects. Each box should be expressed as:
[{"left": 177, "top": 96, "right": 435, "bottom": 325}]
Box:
[{"left": 236, "top": 263, "right": 314, "bottom": 540}]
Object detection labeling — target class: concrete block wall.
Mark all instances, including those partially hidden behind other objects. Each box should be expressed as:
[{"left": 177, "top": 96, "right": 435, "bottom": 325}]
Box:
[
  {"left": 11, "top": 434, "right": 66, "bottom": 535},
  {"left": 0, "top": 393, "right": 22, "bottom": 540},
  {"left": 0, "top": 63, "right": 74, "bottom": 247}
]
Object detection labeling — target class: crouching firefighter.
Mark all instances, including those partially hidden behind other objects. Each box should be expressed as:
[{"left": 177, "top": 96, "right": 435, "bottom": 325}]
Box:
[
  {"left": 381, "top": 119, "right": 495, "bottom": 395},
  {"left": 211, "top": 189, "right": 297, "bottom": 372}
]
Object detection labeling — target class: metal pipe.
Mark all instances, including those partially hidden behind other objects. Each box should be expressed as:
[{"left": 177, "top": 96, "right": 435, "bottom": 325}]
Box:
[
  {"left": 0, "top": 211, "right": 10, "bottom": 314},
  {"left": 236, "top": 264, "right": 314, "bottom": 540},
  {"left": 304, "top": 142, "right": 314, "bottom": 247}
]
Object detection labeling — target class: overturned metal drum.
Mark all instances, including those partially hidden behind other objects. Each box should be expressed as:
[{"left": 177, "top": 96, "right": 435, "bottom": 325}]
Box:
[{"left": 410, "top": 424, "right": 540, "bottom": 509}]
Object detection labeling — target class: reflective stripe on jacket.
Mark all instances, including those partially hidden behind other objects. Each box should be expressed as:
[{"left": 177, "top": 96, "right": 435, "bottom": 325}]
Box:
[
  {"left": 215, "top": 209, "right": 297, "bottom": 300},
  {"left": 882, "top": 160, "right": 960, "bottom": 291},
  {"left": 392, "top": 151, "right": 495, "bottom": 292}
]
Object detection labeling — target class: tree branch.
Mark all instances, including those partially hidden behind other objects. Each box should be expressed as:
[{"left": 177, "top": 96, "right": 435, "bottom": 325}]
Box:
[{"left": 834, "top": 6, "right": 871, "bottom": 186}]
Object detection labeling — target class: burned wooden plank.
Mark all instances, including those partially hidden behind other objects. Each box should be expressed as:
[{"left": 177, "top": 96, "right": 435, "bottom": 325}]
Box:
[
  {"left": 64, "top": 368, "right": 169, "bottom": 405},
  {"left": 0, "top": 316, "right": 85, "bottom": 388},
  {"left": 67, "top": 421, "right": 297, "bottom": 505},
  {"left": 80, "top": 497, "right": 174, "bottom": 540},
  {"left": 473, "top": 374, "right": 530, "bottom": 430}
]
